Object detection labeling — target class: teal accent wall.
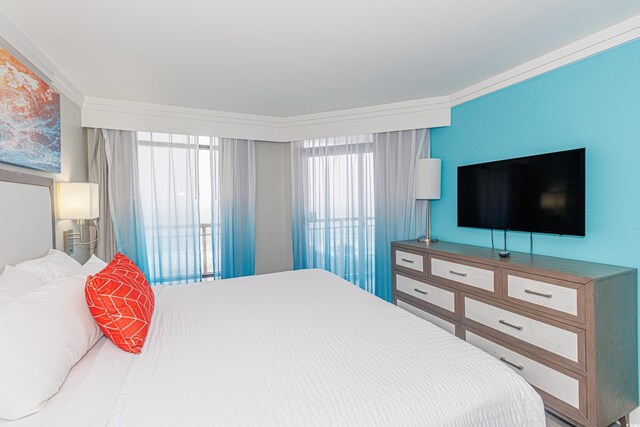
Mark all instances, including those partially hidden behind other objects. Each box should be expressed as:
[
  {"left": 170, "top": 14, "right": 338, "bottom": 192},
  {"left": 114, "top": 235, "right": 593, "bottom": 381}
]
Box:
[
  {"left": 431, "top": 37, "right": 640, "bottom": 392},
  {"left": 431, "top": 38, "right": 640, "bottom": 268}
]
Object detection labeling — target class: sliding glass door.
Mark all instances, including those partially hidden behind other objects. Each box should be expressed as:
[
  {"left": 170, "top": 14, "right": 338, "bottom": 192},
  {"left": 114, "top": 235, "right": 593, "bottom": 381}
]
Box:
[
  {"left": 136, "top": 132, "right": 222, "bottom": 283},
  {"left": 292, "top": 135, "right": 376, "bottom": 293}
]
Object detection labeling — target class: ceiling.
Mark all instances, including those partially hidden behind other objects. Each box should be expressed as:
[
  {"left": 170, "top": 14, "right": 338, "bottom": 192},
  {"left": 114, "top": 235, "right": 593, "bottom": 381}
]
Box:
[{"left": 2, "top": 0, "right": 640, "bottom": 117}]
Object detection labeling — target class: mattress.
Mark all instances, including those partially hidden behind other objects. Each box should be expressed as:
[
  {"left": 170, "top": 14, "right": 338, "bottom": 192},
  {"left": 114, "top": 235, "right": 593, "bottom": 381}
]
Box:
[{"left": 6, "top": 269, "right": 545, "bottom": 426}]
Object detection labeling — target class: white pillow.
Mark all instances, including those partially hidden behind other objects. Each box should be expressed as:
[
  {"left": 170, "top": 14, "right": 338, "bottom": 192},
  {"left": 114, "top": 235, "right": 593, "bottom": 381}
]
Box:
[
  {"left": 0, "top": 266, "right": 44, "bottom": 306},
  {"left": 15, "top": 249, "right": 81, "bottom": 284},
  {"left": 0, "top": 275, "right": 102, "bottom": 420},
  {"left": 74, "top": 255, "right": 108, "bottom": 279}
]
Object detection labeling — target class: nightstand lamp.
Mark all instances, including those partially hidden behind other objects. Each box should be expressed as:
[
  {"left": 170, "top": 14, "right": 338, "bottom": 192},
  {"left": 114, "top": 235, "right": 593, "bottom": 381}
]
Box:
[{"left": 415, "top": 158, "right": 441, "bottom": 243}]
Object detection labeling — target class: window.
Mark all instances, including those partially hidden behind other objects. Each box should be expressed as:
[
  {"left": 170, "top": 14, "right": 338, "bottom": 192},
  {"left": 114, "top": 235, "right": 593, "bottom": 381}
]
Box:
[
  {"left": 136, "top": 132, "right": 221, "bottom": 282},
  {"left": 292, "top": 134, "right": 376, "bottom": 291}
]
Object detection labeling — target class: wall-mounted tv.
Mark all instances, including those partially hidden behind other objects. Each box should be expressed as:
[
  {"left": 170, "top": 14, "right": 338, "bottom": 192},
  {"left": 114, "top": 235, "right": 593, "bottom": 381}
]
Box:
[{"left": 457, "top": 148, "right": 585, "bottom": 236}]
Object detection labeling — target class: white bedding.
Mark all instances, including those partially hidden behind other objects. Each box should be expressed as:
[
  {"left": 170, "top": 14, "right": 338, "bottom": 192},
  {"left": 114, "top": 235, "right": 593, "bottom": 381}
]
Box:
[
  {"left": 0, "top": 337, "right": 133, "bottom": 427},
  {"left": 6, "top": 269, "right": 545, "bottom": 426}
]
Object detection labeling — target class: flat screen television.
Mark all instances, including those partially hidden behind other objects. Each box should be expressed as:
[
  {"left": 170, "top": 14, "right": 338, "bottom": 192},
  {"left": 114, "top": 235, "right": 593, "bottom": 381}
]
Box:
[{"left": 457, "top": 148, "right": 585, "bottom": 236}]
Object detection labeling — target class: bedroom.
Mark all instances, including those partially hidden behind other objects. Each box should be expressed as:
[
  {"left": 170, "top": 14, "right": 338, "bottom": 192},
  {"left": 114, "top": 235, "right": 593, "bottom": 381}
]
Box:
[{"left": 0, "top": 1, "right": 639, "bottom": 426}]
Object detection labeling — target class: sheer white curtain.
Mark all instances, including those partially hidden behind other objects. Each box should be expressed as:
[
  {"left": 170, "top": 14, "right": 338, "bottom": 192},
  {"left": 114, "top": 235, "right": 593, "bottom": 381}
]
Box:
[
  {"left": 90, "top": 130, "right": 256, "bottom": 284},
  {"left": 87, "top": 129, "right": 116, "bottom": 261},
  {"left": 219, "top": 138, "right": 256, "bottom": 278},
  {"left": 291, "top": 134, "right": 375, "bottom": 292},
  {"left": 373, "top": 129, "right": 428, "bottom": 301},
  {"left": 137, "top": 134, "right": 202, "bottom": 284},
  {"left": 135, "top": 133, "right": 255, "bottom": 282},
  {"left": 291, "top": 130, "right": 428, "bottom": 300},
  {"left": 97, "top": 129, "right": 150, "bottom": 278}
]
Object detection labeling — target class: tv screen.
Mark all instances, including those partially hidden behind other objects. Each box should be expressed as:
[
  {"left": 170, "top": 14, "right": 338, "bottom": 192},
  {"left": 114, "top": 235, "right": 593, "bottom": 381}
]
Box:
[{"left": 457, "top": 148, "right": 585, "bottom": 236}]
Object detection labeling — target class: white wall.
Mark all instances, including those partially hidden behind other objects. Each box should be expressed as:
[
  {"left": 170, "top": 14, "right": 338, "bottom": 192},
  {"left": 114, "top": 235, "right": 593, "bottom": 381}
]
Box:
[
  {"left": 255, "top": 141, "right": 293, "bottom": 274},
  {"left": 0, "top": 93, "right": 90, "bottom": 263}
]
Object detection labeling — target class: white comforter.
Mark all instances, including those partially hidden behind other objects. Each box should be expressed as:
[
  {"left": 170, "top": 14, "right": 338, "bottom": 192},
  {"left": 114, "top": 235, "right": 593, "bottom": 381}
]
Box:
[{"left": 9, "top": 269, "right": 545, "bottom": 426}]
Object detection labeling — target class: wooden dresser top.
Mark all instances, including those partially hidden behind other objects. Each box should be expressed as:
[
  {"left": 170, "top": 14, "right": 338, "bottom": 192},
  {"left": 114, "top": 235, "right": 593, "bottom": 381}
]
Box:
[{"left": 393, "top": 240, "right": 635, "bottom": 281}]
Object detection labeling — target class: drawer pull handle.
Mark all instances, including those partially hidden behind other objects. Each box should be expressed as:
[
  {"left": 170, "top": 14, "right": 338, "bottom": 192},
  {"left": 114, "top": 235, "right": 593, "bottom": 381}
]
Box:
[
  {"left": 401, "top": 258, "right": 415, "bottom": 264},
  {"left": 413, "top": 288, "right": 428, "bottom": 295},
  {"left": 499, "top": 319, "right": 523, "bottom": 331},
  {"left": 524, "top": 289, "right": 553, "bottom": 298},
  {"left": 499, "top": 357, "right": 524, "bottom": 371},
  {"left": 448, "top": 270, "right": 467, "bottom": 277}
]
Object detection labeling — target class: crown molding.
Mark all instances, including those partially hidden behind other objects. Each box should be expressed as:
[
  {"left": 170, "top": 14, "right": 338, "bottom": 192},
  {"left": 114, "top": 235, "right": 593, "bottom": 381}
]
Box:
[
  {"left": 0, "top": 11, "right": 84, "bottom": 106},
  {"left": 83, "top": 96, "right": 284, "bottom": 127},
  {"left": 81, "top": 96, "right": 451, "bottom": 142},
  {"left": 281, "top": 96, "right": 451, "bottom": 140},
  {"left": 82, "top": 97, "right": 285, "bottom": 141},
  {"left": 283, "top": 96, "right": 450, "bottom": 126},
  {"left": 449, "top": 14, "right": 640, "bottom": 107}
]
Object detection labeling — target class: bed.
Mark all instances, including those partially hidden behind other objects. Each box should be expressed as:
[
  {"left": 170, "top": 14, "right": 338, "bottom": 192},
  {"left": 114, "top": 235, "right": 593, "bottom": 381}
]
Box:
[{"left": 0, "top": 171, "right": 545, "bottom": 426}]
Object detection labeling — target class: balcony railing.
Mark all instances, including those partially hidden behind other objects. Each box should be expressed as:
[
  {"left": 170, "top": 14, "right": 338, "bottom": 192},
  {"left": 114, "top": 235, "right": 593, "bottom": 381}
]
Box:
[
  {"left": 306, "top": 216, "right": 375, "bottom": 285},
  {"left": 200, "top": 223, "right": 220, "bottom": 280},
  {"left": 145, "top": 217, "right": 374, "bottom": 285},
  {"left": 143, "top": 223, "right": 220, "bottom": 283}
]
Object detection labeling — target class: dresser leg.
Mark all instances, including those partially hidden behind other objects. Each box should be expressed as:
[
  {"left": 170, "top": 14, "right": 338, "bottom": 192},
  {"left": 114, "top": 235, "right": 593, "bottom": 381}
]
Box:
[{"left": 619, "top": 415, "right": 628, "bottom": 427}]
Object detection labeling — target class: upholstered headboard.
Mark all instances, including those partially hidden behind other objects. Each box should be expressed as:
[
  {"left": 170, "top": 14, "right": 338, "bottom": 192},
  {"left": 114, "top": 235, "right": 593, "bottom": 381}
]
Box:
[{"left": 0, "top": 170, "right": 55, "bottom": 270}]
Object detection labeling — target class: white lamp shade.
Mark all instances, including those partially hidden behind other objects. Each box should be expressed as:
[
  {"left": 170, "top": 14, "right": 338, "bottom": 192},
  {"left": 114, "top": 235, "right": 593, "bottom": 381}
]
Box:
[
  {"left": 415, "top": 158, "right": 441, "bottom": 200},
  {"left": 59, "top": 183, "right": 99, "bottom": 220}
]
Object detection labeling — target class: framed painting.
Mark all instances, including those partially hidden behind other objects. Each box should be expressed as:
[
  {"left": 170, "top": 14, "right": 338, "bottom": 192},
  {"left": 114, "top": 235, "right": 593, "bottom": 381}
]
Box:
[{"left": 0, "top": 48, "right": 61, "bottom": 173}]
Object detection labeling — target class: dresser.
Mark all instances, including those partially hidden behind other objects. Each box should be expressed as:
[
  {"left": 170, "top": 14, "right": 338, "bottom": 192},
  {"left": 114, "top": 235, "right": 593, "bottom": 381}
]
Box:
[{"left": 391, "top": 240, "right": 638, "bottom": 427}]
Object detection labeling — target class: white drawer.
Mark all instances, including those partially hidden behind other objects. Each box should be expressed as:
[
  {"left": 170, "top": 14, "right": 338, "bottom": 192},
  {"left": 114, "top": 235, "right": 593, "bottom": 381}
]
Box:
[
  {"left": 397, "top": 300, "right": 456, "bottom": 335},
  {"left": 507, "top": 274, "right": 578, "bottom": 316},
  {"left": 395, "top": 250, "right": 424, "bottom": 272},
  {"left": 396, "top": 274, "right": 455, "bottom": 313},
  {"left": 464, "top": 297, "right": 579, "bottom": 363},
  {"left": 431, "top": 257, "right": 494, "bottom": 292},
  {"left": 466, "top": 330, "right": 581, "bottom": 410}
]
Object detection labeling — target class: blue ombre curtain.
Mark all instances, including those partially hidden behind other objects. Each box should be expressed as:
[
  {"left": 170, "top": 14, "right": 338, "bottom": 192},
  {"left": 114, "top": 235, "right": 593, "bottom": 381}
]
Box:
[
  {"left": 373, "top": 129, "right": 428, "bottom": 301},
  {"left": 98, "top": 129, "right": 151, "bottom": 279},
  {"left": 291, "top": 130, "right": 427, "bottom": 300},
  {"left": 219, "top": 138, "right": 256, "bottom": 278},
  {"left": 136, "top": 134, "right": 202, "bottom": 284},
  {"left": 291, "top": 135, "right": 376, "bottom": 293}
]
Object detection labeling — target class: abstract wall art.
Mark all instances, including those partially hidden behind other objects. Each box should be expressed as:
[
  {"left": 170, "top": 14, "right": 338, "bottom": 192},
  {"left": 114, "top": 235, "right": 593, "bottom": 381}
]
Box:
[{"left": 0, "top": 48, "right": 61, "bottom": 173}]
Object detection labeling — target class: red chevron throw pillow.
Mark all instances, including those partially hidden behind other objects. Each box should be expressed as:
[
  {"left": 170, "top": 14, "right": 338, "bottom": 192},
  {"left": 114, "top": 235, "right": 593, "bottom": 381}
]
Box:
[{"left": 85, "top": 253, "right": 154, "bottom": 354}]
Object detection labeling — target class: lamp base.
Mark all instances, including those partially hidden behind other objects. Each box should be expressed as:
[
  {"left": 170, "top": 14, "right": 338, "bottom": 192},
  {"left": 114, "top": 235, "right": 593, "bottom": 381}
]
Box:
[{"left": 417, "top": 235, "right": 439, "bottom": 244}]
